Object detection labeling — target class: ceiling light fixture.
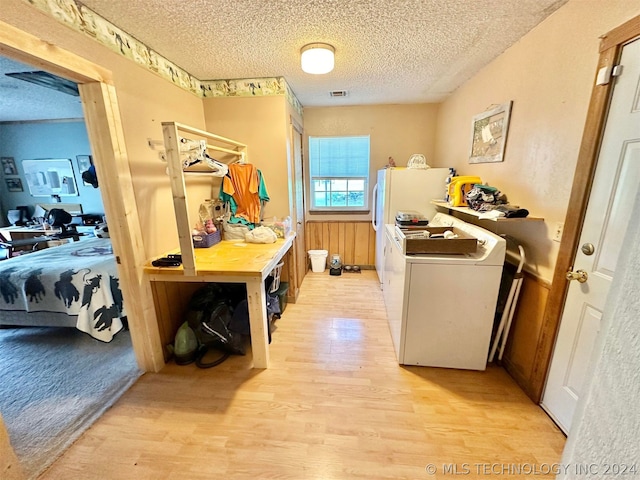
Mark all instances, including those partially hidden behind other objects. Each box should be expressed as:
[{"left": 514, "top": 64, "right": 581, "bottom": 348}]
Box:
[{"left": 300, "top": 43, "right": 335, "bottom": 74}]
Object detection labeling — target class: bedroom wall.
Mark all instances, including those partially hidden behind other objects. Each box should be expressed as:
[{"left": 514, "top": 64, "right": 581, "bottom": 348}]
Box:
[
  {"left": 0, "top": 121, "right": 104, "bottom": 226},
  {"left": 303, "top": 104, "right": 440, "bottom": 221},
  {"left": 1, "top": 0, "right": 207, "bottom": 257},
  {"left": 433, "top": 0, "right": 640, "bottom": 282}
]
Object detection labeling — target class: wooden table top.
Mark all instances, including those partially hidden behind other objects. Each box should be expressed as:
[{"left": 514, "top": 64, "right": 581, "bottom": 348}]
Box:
[{"left": 144, "top": 234, "right": 295, "bottom": 279}]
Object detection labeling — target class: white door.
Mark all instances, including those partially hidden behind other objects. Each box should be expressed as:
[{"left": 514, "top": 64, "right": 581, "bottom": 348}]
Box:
[
  {"left": 542, "top": 38, "right": 640, "bottom": 434},
  {"left": 382, "top": 227, "right": 406, "bottom": 362},
  {"left": 373, "top": 169, "right": 387, "bottom": 283},
  {"left": 290, "top": 121, "right": 306, "bottom": 296}
]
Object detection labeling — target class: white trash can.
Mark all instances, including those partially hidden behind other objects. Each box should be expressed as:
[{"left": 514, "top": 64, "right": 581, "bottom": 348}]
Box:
[{"left": 308, "top": 249, "right": 328, "bottom": 273}]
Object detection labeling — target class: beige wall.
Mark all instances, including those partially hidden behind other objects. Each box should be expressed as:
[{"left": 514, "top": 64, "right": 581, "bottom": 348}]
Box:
[
  {"left": 434, "top": 0, "right": 640, "bottom": 281},
  {"left": 303, "top": 104, "right": 439, "bottom": 221},
  {"left": 203, "top": 96, "right": 292, "bottom": 221},
  {"left": 1, "top": 0, "right": 206, "bottom": 257}
]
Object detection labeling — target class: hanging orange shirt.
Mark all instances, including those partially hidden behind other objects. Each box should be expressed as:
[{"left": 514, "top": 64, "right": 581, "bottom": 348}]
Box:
[{"left": 222, "top": 163, "right": 268, "bottom": 224}]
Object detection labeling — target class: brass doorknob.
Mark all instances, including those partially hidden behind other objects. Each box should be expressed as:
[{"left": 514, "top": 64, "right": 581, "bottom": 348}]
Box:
[
  {"left": 566, "top": 269, "right": 588, "bottom": 283},
  {"left": 581, "top": 243, "right": 595, "bottom": 256}
]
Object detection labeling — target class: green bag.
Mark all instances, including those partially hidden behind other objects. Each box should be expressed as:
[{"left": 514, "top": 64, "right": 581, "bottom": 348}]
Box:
[{"left": 172, "top": 321, "right": 198, "bottom": 365}]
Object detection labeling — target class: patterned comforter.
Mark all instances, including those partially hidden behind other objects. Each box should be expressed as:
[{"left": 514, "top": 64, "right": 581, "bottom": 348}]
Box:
[{"left": 0, "top": 238, "right": 125, "bottom": 342}]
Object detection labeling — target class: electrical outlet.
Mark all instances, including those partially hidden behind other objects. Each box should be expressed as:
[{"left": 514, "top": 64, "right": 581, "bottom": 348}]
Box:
[{"left": 553, "top": 222, "right": 564, "bottom": 242}]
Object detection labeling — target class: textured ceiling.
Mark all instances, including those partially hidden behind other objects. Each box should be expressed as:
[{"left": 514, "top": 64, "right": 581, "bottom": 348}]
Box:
[
  {"left": 1, "top": 0, "right": 568, "bottom": 121},
  {"left": 80, "top": 0, "right": 567, "bottom": 106},
  {"left": 0, "top": 56, "right": 84, "bottom": 122}
]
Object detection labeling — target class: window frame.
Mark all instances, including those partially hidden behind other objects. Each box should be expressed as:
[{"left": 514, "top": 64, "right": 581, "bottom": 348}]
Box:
[{"left": 308, "top": 135, "right": 370, "bottom": 213}]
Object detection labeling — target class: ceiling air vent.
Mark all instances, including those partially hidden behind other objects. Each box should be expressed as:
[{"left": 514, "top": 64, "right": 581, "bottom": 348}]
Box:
[{"left": 329, "top": 90, "right": 347, "bottom": 97}]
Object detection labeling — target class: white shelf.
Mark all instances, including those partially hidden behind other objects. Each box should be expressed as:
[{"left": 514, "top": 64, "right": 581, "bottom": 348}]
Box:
[
  {"left": 162, "top": 121, "right": 247, "bottom": 275},
  {"left": 431, "top": 201, "right": 543, "bottom": 222}
]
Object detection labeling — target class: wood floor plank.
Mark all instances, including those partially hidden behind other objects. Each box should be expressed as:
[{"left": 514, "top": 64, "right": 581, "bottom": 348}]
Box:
[{"left": 39, "top": 270, "right": 564, "bottom": 479}]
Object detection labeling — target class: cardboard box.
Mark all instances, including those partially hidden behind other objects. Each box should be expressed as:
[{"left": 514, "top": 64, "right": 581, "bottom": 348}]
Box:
[{"left": 399, "top": 226, "right": 477, "bottom": 255}]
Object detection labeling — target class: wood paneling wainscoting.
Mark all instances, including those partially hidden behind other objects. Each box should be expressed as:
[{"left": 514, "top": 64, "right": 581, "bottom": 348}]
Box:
[
  {"left": 501, "top": 271, "right": 552, "bottom": 403},
  {"left": 305, "top": 221, "right": 376, "bottom": 268},
  {"left": 150, "top": 281, "right": 203, "bottom": 361}
]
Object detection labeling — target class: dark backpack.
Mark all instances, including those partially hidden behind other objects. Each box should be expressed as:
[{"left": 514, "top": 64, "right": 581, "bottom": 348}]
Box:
[{"left": 186, "top": 284, "right": 245, "bottom": 368}]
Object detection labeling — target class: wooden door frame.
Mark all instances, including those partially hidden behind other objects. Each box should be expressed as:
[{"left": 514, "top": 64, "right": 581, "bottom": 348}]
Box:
[
  {"left": 0, "top": 20, "right": 165, "bottom": 373},
  {"left": 532, "top": 15, "right": 640, "bottom": 403},
  {"left": 289, "top": 115, "right": 306, "bottom": 299}
]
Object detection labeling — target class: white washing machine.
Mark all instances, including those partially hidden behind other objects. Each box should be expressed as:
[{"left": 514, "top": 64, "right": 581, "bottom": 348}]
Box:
[{"left": 382, "top": 213, "right": 506, "bottom": 370}]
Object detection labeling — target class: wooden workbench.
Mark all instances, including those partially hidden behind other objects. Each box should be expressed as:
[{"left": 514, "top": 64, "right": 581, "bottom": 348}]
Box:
[{"left": 144, "top": 233, "right": 295, "bottom": 369}]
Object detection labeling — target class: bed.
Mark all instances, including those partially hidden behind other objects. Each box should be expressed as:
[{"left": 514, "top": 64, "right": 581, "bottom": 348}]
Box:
[{"left": 0, "top": 237, "right": 126, "bottom": 342}]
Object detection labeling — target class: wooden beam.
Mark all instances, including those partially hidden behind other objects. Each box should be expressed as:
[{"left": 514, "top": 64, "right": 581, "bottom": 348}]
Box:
[
  {"left": 171, "top": 122, "right": 247, "bottom": 148},
  {"left": 0, "top": 19, "right": 111, "bottom": 84},
  {"left": 79, "top": 82, "right": 164, "bottom": 372},
  {"left": 162, "top": 123, "right": 197, "bottom": 276}
]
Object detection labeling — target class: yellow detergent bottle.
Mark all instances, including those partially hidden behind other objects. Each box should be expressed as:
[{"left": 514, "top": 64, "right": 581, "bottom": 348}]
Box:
[{"left": 447, "top": 176, "right": 483, "bottom": 207}]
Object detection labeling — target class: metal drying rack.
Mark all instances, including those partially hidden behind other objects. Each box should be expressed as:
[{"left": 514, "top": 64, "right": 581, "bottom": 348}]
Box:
[{"left": 489, "top": 235, "right": 526, "bottom": 363}]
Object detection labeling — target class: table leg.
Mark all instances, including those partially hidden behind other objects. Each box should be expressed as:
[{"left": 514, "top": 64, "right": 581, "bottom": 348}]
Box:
[{"left": 245, "top": 277, "right": 270, "bottom": 368}]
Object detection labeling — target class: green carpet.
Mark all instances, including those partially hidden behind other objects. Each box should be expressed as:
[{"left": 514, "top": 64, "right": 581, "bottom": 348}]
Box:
[{"left": 0, "top": 326, "right": 141, "bottom": 479}]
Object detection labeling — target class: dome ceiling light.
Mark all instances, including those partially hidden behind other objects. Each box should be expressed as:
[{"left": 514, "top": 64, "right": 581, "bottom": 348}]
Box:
[{"left": 300, "top": 43, "right": 335, "bottom": 74}]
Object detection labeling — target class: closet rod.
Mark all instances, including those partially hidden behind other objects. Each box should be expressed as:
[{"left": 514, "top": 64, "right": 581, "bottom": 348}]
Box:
[
  {"left": 165, "top": 121, "right": 247, "bottom": 149},
  {"left": 207, "top": 144, "right": 244, "bottom": 156},
  {"left": 183, "top": 171, "right": 221, "bottom": 176}
]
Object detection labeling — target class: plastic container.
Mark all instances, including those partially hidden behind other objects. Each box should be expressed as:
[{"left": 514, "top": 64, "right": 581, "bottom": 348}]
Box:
[
  {"left": 262, "top": 216, "right": 292, "bottom": 238},
  {"left": 192, "top": 230, "right": 221, "bottom": 248},
  {"left": 407, "top": 153, "right": 430, "bottom": 169},
  {"left": 308, "top": 249, "right": 328, "bottom": 273},
  {"left": 395, "top": 210, "right": 429, "bottom": 226}
]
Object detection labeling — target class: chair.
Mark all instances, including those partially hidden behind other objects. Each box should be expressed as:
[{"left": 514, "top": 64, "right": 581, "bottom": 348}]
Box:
[
  {"left": 0, "top": 231, "right": 55, "bottom": 259},
  {"left": 0, "top": 232, "right": 17, "bottom": 260}
]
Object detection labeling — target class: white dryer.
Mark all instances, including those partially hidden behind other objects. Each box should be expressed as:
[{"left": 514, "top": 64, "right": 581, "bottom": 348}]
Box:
[{"left": 382, "top": 213, "right": 506, "bottom": 370}]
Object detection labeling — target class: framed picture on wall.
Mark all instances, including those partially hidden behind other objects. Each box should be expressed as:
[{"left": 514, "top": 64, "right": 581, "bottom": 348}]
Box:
[
  {"left": 22, "top": 159, "right": 79, "bottom": 196},
  {"left": 469, "top": 101, "right": 512, "bottom": 164},
  {"left": 1, "top": 157, "right": 18, "bottom": 176},
  {"left": 76, "top": 155, "right": 93, "bottom": 186},
  {"left": 5, "top": 178, "right": 23, "bottom": 192}
]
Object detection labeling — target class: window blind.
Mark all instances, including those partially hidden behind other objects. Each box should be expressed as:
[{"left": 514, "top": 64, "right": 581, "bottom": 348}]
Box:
[{"left": 309, "top": 136, "right": 370, "bottom": 178}]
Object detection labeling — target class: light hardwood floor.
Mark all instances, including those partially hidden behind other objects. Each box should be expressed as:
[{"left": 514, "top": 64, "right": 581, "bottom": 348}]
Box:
[{"left": 40, "top": 270, "right": 565, "bottom": 479}]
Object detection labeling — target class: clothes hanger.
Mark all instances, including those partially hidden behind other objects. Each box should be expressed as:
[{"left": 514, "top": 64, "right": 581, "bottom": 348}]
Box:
[
  {"left": 230, "top": 152, "right": 248, "bottom": 165},
  {"left": 204, "top": 152, "right": 228, "bottom": 177},
  {"left": 180, "top": 138, "right": 207, "bottom": 169}
]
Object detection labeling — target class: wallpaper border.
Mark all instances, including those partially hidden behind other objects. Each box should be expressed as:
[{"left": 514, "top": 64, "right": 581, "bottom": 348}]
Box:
[{"left": 23, "top": 0, "right": 303, "bottom": 116}]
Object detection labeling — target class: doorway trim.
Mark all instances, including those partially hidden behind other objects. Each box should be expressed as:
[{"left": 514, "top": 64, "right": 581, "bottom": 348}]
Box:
[
  {"left": 289, "top": 115, "right": 306, "bottom": 299},
  {"left": 0, "top": 19, "right": 165, "bottom": 373},
  {"left": 532, "top": 15, "right": 640, "bottom": 403}
]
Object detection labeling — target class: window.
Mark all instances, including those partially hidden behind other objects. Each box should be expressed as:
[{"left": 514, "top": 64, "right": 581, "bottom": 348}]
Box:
[{"left": 308, "top": 135, "right": 370, "bottom": 211}]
